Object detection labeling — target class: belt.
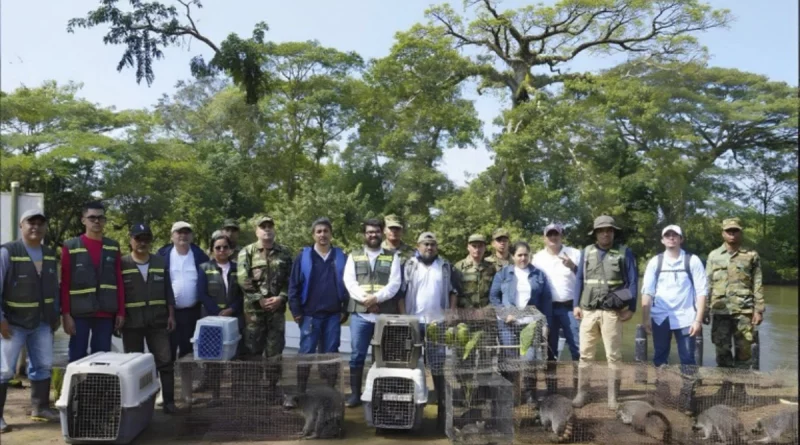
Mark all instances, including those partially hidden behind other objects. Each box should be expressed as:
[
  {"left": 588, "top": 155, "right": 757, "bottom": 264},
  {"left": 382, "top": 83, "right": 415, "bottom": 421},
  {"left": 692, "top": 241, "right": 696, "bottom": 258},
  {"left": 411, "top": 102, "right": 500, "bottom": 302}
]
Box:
[{"left": 552, "top": 301, "right": 574, "bottom": 307}]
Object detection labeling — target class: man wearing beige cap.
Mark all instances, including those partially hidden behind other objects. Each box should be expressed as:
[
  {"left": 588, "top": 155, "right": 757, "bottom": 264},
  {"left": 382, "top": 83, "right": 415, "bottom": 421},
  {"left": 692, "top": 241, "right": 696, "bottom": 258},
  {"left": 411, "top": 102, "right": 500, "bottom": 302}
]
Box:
[
  {"left": 453, "top": 234, "right": 496, "bottom": 308},
  {"left": 572, "top": 215, "right": 638, "bottom": 410},
  {"left": 0, "top": 210, "right": 60, "bottom": 432},
  {"left": 159, "top": 221, "right": 209, "bottom": 363},
  {"left": 399, "top": 231, "right": 458, "bottom": 432},
  {"left": 486, "top": 228, "right": 512, "bottom": 272},
  {"left": 705, "top": 217, "right": 763, "bottom": 398}
]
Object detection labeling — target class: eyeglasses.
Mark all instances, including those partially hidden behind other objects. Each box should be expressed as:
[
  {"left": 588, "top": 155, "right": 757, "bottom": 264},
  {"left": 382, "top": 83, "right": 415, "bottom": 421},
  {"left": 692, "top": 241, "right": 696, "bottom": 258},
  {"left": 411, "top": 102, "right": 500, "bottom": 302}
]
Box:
[
  {"left": 214, "top": 245, "right": 230, "bottom": 251},
  {"left": 85, "top": 215, "right": 107, "bottom": 222}
]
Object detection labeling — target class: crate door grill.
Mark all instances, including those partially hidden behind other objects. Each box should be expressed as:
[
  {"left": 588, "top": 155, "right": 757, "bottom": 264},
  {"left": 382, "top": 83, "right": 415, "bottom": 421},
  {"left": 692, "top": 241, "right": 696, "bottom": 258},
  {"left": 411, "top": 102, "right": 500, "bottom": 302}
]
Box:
[
  {"left": 380, "top": 325, "right": 414, "bottom": 365},
  {"left": 67, "top": 373, "right": 122, "bottom": 440},
  {"left": 372, "top": 377, "right": 416, "bottom": 428},
  {"left": 197, "top": 325, "right": 224, "bottom": 359}
]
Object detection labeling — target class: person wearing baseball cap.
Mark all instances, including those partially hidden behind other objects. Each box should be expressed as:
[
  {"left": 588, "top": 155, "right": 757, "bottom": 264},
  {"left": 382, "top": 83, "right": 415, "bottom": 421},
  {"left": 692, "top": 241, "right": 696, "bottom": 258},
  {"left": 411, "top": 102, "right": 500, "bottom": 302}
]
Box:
[
  {"left": 0, "top": 209, "right": 60, "bottom": 431},
  {"left": 486, "top": 228, "right": 512, "bottom": 272},
  {"left": 219, "top": 219, "right": 241, "bottom": 260},
  {"left": 531, "top": 223, "right": 582, "bottom": 393},
  {"left": 453, "top": 233, "right": 496, "bottom": 309},
  {"left": 572, "top": 215, "right": 638, "bottom": 410},
  {"left": 381, "top": 214, "right": 414, "bottom": 261},
  {"left": 158, "top": 221, "right": 209, "bottom": 366},
  {"left": 640, "top": 224, "right": 708, "bottom": 411},
  {"left": 705, "top": 217, "right": 763, "bottom": 400},
  {"left": 119, "top": 223, "right": 178, "bottom": 413}
]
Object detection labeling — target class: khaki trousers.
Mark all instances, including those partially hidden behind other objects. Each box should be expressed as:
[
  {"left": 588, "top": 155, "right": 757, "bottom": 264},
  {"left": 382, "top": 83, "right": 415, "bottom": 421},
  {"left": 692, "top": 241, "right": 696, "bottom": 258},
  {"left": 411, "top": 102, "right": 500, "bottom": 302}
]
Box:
[{"left": 578, "top": 309, "right": 623, "bottom": 371}]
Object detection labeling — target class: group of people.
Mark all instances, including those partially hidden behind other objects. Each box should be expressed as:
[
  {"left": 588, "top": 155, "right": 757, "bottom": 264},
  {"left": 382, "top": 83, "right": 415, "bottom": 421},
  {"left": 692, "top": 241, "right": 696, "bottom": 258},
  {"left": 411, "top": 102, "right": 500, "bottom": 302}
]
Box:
[{"left": 0, "top": 202, "right": 764, "bottom": 434}]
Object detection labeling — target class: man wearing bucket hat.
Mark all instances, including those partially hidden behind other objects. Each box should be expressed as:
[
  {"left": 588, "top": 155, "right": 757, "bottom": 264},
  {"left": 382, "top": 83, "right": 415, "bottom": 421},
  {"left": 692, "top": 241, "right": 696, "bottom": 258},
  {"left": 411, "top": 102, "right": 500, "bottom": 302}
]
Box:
[
  {"left": 0, "top": 210, "right": 61, "bottom": 432},
  {"left": 572, "top": 215, "right": 638, "bottom": 410},
  {"left": 453, "top": 234, "right": 496, "bottom": 309},
  {"left": 705, "top": 217, "right": 763, "bottom": 398}
]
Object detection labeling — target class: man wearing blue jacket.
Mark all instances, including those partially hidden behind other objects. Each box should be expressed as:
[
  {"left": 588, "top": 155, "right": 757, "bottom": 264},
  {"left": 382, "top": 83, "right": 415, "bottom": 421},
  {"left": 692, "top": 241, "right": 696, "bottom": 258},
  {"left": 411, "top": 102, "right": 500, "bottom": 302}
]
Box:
[{"left": 288, "top": 217, "right": 349, "bottom": 392}]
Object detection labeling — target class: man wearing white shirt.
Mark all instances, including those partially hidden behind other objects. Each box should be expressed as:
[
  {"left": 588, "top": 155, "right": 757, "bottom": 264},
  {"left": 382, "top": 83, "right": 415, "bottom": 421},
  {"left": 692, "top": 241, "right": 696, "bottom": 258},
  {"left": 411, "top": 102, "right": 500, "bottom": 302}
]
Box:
[
  {"left": 398, "top": 232, "right": 457, "bottom": 433},
  {"left": 532, "top": 223, "right": 581, "bottom": 362},
  {"left": 342, "top": 219, "right": 402, "bottom": 408}
]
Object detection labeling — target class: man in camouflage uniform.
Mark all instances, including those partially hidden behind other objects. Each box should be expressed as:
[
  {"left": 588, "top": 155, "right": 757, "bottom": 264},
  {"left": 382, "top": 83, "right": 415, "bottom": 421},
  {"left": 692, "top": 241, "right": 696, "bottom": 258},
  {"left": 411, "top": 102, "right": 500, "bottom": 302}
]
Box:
[
  {"left": 486, "top": 228, "right": 511, "bottom": 272},
  {"left": 237, "top": 215, "right": 293, "bottom": 387},
  {"left": 453, "top": 234, "right": 495, "bottom": 309},
  {"left": 220, "top": 219, "right": 241, "bottom": 260},
  {"left": 381, "top": 215, "right": 415, "bottom": 261},
  {"left": 705, "top": 218, "right": 763, "bottom": 398}
]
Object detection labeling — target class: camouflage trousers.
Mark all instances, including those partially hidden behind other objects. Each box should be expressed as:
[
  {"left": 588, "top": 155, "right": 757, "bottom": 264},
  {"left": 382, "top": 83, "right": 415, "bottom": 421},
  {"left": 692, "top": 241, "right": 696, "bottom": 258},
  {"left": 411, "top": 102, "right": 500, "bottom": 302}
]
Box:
[
  {"left": 243, "top": 308, "right": 286, "bottom": 359},
  {"left": 711, "top": 314, "right": 755, "bottom": 369}
]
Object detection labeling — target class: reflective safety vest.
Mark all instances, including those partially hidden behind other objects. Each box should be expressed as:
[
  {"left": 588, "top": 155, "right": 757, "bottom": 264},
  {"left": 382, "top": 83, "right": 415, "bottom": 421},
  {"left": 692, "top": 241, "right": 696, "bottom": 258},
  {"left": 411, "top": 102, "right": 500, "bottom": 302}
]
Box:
[
  {"left": 1, "top": 241, "right": 58, "bottom": 329},
  {"left": 64, "top": 237, "right": 120, "bottom": 316},
  {"left": 200, "top": 261, "right": 230, "bottom": 310},
  {"left": 347, "top": 248, "right": 398, "bottom": 314},
  {"left": 579, "top": 244, "right": 628, "bottom": 310},
  {"left": 120, "top": 254, "right": 168, "bottom": 329}
]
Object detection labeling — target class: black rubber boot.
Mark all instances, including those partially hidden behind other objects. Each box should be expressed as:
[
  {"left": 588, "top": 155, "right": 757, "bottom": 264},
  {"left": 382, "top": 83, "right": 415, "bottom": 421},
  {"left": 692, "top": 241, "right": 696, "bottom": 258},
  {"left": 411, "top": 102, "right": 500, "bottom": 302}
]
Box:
[
  {"left": 0, "top": 382, "right": 10, "bottom": 433},
  {"left": 346, "top": 367, "right": 363, "bottom": 408},
  {"left": 432, "top": 375, "right": 446, "bottom": 435},
  {"left": 297, "top": 365, "right": 311, "bottom": 394},
  {"left": 30, "top": 379, "right": 59, "bottom": 422},
  {"left": 160, "top": 372, "right": 177, "bottom": 414}
]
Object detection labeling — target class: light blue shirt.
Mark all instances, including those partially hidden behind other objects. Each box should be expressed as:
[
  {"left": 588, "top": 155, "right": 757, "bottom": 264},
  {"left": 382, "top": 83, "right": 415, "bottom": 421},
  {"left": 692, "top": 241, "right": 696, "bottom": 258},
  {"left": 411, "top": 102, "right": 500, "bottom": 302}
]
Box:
[{"left": 641, "top": 249, "right": 708, "bottom": 329}]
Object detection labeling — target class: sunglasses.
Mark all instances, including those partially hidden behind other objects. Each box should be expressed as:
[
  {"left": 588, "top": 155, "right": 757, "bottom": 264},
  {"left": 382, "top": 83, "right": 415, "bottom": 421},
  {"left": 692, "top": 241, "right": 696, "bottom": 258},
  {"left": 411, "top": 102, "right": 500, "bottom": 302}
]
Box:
[
  {"left": 214, "top": 245, "right": 231, "bottom": 251},
  {"left": 85, "top": 215, "right": 107, "bottom": 222}
]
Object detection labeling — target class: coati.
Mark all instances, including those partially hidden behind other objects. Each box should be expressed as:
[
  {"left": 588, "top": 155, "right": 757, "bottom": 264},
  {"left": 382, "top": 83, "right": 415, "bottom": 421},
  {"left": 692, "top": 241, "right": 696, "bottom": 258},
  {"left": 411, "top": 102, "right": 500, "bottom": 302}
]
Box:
[
  {"left": 453, "top": 420, "right": 486, "bottom": 444},
  {"left": 535, "top": 394, "right": 575, "bottom": 443},
  {"left": 693, "top": 404, "right": 747, "bottom": 444},
  {"left": 751, "top": 407, "right": 798, "bottom": 444},
  {"left": 282, "top": 385, "right": 344, "bottom": 439},
  {"left": 616, "top": 400, "right": 672, "bottom": 443}
]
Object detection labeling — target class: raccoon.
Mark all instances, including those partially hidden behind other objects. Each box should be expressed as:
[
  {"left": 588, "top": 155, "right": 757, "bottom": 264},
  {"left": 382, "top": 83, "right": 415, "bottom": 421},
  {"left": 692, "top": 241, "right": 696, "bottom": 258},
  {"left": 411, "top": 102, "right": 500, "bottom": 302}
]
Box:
[
  {"left": 282, "top": 385, "right": 344, "bottom": 439},
  {"left": 693, "top": 404, "right": 747, "bottom": 444},
  {"left": 536, "top": 394, "right": 575, "bottom": 443},
  {"left": 751, "top": 407, "right": 798, "bottom": 444},
  {"left": 616, "top": 400, "right": 672, "bottom": 443},
  {"left": 453, "top": 420, "right": 487, "bottom": 444}
]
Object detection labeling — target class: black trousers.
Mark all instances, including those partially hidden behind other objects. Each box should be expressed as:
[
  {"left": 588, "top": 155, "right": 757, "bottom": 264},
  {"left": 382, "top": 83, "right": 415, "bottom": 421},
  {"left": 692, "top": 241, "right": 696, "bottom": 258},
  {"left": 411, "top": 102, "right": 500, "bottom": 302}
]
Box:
[{"left": 170, "top": 305, "right": 201, "bottom": 361}]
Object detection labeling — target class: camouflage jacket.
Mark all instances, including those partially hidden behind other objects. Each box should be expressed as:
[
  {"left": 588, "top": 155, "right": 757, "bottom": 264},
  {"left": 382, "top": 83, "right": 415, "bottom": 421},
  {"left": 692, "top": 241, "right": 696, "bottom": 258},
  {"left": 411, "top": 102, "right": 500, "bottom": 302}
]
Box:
[
  {"left": 237, "top": 242, "right": 293, "bottom": 314},
  {"left": 705, "top": 244, "right": 764, "bottom": 315},
  {"left": 453, "top": 256, "right": 496, "bottom": 308},
  {"left": 486, "top": 253, "right": 511, "bottom": 273},
  {"left": 381, "top": 240, "right": 415, "bottom": 261}
]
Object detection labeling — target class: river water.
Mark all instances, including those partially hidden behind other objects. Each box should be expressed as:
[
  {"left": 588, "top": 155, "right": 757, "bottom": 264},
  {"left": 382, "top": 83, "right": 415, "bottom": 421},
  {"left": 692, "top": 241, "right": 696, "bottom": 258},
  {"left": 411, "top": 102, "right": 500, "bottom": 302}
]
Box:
[{"left": 51, "top": 285, "right": 797, "bottom": 372}]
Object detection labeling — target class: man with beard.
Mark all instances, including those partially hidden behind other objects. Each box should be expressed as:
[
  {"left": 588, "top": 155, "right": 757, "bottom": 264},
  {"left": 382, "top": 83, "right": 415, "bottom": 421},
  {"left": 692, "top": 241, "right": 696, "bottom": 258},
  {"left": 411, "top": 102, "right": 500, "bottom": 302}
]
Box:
[
  {"left": 398, "top": 232, "right": 458, "bottom": 433},
  {"left": 288, "top": 217, "right": 349, "bottom": 392},
  {"left": 342, "top": 218, "right": 402, "bottom": 408}
]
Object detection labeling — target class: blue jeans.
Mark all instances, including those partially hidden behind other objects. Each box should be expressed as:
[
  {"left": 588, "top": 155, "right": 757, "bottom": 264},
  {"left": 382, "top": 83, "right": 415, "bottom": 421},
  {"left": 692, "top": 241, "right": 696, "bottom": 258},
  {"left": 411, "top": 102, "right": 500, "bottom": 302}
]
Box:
[
  {"left": 652, "top": 317, "right": 696, "bottom": 369},
  {"left": 69, "top": 317, "right": 114, "bottom": 363},
  {"left": 549, "top": 302, "right": 580, "bottom": 361},
  {"left": 299, "top": 314, "right": 341, "bottom": 354},
  {"left": 349, "top": 313, "right": 374, "bottom": 368},
  {"left": 1, "top": 322, "right": 53, "bottom": 383}
]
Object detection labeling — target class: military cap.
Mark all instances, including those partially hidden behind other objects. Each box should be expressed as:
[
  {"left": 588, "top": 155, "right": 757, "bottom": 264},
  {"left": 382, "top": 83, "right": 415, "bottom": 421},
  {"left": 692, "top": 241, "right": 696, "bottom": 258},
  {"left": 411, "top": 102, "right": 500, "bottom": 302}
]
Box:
[
  {"left": 588, "top": 215, "right": 620, "bottom": 235},
  {"left": 417, "top": 232, "right": 437, "bottom": 243},
  {"left": 492, "top": 228, "right": 510, "bottom": 240},
  {"left": 222, "top": 219, "right": 240, "bottom": 230},
  {"left": 254, "top": 215, "right": 274, "bottom": 227},
  {"left": 722, "top": 218, "right": 742, "bottom": 230},
  {"left": 19, "top": 209, "right": 46, "bottom": 224},
  {"left": 385, "top": 214, "right": 403, "bottom": 229},
  {"left": 467, "top": 234, "right": 487, "bottom": 244}
]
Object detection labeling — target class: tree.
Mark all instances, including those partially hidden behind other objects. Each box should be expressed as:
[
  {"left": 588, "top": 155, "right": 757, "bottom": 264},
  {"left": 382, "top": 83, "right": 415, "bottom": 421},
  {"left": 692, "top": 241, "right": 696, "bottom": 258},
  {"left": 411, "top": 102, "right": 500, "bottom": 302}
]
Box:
[{"left": 426, "top": 0, "right": 731, "bottom": 106}]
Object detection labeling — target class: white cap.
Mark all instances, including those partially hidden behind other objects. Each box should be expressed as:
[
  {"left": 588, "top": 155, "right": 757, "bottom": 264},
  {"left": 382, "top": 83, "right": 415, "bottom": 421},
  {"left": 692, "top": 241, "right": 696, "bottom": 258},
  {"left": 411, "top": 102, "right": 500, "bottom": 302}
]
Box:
[
  {"left": 171, "top": 221, "right": 193, "bottom": 233},
  {"left": 661, "top": 225, "right": 683, "bottom": 238}
]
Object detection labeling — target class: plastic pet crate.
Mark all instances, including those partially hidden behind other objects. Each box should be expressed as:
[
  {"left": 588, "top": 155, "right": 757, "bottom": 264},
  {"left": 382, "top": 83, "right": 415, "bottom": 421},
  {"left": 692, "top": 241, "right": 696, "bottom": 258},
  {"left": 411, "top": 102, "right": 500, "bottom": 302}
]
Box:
[
  {"left": 192, "top": 315, "right": 241, "bottom": 360},
  {"left": 362, "top": 361, "right": 427, "bottom": 430},
  {"left": 55, "top": 352, "right": 159, "bottom": 444},
  {"left": 371, "top": 315, "right": 423, "bottom": 368}
]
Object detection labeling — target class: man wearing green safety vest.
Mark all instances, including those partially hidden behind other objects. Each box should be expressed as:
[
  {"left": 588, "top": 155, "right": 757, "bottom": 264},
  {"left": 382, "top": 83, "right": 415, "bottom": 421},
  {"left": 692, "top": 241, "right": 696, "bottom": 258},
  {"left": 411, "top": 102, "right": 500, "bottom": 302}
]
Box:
[
  {"left": 0, "top": 209, "right": 61, "bottom": 433},
  {"left": 119, "top": 223, "right": 177, "bottom": 414},
  {"left": 453, "top": 234, "right": 496, "bottom": 309},
  {"left": 342, "top": 218, "right": 402, "bottom": 408},
  {"left": 572, "top": 216, "right": 638, "bottom": 410}
]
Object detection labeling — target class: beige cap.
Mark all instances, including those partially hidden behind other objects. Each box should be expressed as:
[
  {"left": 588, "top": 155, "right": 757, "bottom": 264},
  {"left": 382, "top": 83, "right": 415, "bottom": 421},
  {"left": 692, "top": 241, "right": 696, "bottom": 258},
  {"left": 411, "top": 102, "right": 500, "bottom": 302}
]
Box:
[
  {"left": 417, "top": 232, "right": 437, "bottom": 243},
  {"left": 467, "top": 234, "right": 487, "bottom": 244},
  {"left": 722, "top": 218, "right": 742, "bottom": 230},
  {"left": 254, "top": 215, "right": 274, "bottom": 227},
  {"left": 171, "top": 221, "right": 192, "bottom": 233}
]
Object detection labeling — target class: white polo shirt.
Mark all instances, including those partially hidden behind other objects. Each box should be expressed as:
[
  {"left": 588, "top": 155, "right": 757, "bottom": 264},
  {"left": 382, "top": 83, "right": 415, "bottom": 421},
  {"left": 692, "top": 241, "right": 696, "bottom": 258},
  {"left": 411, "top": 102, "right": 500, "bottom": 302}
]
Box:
[
  {"left": 532, "top": 245, "right": 581, "bottom": 303},
  {"left": 170, "top": 248, "right": 198, "bottom": 309}
]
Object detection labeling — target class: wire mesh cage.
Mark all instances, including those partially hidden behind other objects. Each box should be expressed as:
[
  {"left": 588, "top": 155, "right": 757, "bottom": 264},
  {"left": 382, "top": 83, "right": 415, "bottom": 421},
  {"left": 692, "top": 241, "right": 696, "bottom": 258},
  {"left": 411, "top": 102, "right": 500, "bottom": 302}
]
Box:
[
  {"left": 173, "top": 353, "right": 345, "bottom": 441},
  {"left": 424, "top": 307, "right": 549, "bottom": 376},
  {"left": 371, "top": 315, "right": 423, "bottom": 368},
  {"left": 445, "top": 369, "right": 514, "bottom": 445}
]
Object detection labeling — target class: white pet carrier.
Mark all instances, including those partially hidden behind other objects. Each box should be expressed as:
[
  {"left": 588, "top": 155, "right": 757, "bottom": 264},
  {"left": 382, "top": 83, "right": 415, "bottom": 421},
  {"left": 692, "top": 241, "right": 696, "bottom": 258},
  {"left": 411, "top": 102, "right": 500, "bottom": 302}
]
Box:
[
  {"left": 55, "top": 352, "right": 159, "bottom": 444},
  {"left": 191, "top": 315, "right": 241, "bottom": 360},
  {"left": 362, "top": 359, "right": 428, "bottom": 430},
  {"left": 370, "top": 314, "right": 423, "bottom": 368}
]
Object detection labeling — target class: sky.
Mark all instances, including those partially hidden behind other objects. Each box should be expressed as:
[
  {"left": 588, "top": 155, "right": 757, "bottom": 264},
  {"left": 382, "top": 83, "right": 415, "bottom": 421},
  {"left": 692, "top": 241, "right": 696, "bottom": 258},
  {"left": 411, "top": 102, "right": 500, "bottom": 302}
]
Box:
[{"left": 2, "top": 0, "right": 798, "bottom": 186}]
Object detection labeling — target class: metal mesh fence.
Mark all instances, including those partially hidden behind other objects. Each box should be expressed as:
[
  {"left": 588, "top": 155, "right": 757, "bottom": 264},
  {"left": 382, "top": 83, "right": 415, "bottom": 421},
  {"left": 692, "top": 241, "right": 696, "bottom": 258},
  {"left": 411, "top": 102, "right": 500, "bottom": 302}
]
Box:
[
  {"left": 445, "top": 369, "right": 514, "bottom": 445},
  {"left": 173, "top": 353, "right": 344, "bottom": 441}
]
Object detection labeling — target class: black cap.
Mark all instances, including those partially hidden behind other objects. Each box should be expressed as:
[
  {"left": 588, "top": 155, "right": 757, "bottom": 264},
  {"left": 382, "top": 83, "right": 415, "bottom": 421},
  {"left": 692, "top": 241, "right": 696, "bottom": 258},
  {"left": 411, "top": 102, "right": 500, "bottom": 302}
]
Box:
[{"left": 129, "top": 223, "right": 152, "bottom": 237}]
